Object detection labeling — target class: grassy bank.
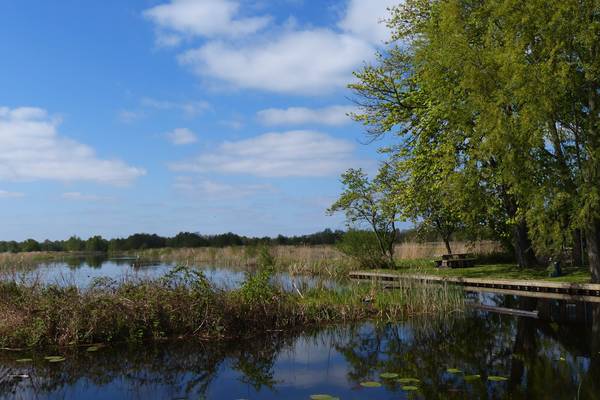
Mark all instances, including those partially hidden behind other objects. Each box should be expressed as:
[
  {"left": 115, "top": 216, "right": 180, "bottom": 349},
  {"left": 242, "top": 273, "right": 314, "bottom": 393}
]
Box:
[{"left": 0, "top": 266, "right": 464, "bottom": 348}]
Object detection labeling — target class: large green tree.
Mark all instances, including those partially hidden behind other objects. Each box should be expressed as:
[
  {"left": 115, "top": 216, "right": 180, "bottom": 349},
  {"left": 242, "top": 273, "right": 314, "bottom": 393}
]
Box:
[{"left": 350, "top": 0, "right": 600, "bottom": 277}]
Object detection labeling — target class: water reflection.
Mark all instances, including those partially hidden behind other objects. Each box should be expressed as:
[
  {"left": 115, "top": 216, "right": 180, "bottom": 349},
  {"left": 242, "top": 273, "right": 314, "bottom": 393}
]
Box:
[
  {"left": 2, "top": 302, "right": 600, "bottom": 399},
  {"left": 5, "top": 256, "right": 329, "bottom": 291}
]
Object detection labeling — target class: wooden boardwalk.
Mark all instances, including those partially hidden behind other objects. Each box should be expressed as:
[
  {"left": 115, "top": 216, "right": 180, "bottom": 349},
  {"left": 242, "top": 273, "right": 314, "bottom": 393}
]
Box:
[{"left": 349, "top": 271, "right": 600, "bottom": 303}]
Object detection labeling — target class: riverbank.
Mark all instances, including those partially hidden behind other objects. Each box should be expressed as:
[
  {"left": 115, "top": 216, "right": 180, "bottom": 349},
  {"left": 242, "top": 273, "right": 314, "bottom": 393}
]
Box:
[{"left": 0, "top": 266, "right": 464, "bottom": 348}]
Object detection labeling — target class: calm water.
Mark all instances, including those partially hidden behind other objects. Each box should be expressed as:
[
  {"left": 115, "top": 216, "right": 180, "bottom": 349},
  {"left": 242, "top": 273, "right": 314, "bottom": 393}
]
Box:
[
  {"left": 4, "top": 255, "right": 328, "bottom": 291},
  {"left": 2, "top": 258, "right": 600, "bottom": 399},
  {"left": 1, "top": 301, "right": 599, "bottom": 399}
]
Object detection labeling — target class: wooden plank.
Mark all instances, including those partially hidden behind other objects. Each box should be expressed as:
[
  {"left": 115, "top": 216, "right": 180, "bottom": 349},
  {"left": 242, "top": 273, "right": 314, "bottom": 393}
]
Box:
[
  {"left": 463, "top": 285, "right": 600, "bottom": 303},
  {"left": 348, "top": 271, "right": 600, "bottom": 295},
  {"left": 468, "top": 303, "right": 540, "bottom": 318}
]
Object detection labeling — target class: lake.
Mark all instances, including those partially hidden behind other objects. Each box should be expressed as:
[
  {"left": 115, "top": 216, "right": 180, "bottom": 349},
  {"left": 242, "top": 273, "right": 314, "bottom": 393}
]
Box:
[
  {"left": 2, "top": 255, "right": 331, "bottom": 291},
  {"left": 1, "top": 257, "right": 599, "bottom": 399}
]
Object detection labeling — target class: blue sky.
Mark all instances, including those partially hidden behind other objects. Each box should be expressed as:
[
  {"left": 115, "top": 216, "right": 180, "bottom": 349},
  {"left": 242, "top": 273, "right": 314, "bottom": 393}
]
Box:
[{"left": 0, "top": 0, "right": 399, "bottom": 241}]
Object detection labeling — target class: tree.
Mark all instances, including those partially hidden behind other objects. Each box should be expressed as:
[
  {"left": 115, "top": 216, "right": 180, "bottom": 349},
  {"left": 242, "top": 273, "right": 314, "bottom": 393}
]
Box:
[
  {"left": 64, "top": 235, "right": 84, "bottom": 252},
  {"left": 85, "top": 236, "right": 108, "bottom": 252},
  {"left": 328, "top": 167, "right": 401, "bottom": 265}
]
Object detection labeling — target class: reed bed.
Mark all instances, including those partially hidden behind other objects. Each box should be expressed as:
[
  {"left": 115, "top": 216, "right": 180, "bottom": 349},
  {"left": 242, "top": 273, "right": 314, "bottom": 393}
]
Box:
[
  {"left": 135, "top": 245, "right": 353, "bottom": 277},
  {"left": 134, "top": 241, "right": 502, "bottom": 276},
  {"left": 0, "top": 267, "right": 464, "bottom": 348}
]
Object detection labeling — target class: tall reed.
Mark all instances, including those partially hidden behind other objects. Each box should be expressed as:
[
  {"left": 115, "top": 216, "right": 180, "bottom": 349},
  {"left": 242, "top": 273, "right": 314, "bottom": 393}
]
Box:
[{"left": 0, "top": 267, "right": 464, "bottom": 348}]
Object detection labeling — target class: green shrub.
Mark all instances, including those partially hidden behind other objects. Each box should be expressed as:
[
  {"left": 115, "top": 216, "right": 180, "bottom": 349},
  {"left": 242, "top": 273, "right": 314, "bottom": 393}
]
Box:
[{"left": 336, "top": 230, "right": 388, "bottom": 269}]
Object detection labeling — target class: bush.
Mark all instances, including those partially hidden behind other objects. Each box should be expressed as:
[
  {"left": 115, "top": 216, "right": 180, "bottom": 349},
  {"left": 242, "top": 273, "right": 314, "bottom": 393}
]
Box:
[{"left": 336, "top": 230, "right": 388, "bottom": 269}]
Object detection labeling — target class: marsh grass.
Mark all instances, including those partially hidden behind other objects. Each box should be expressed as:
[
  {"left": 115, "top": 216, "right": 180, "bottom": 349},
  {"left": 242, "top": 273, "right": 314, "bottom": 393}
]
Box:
[
  {"left": 0, "top": 266, "right": 464, "bottom": 348},
  {"left": 133, "top": 241, "right": 502, "bottom": 277}
]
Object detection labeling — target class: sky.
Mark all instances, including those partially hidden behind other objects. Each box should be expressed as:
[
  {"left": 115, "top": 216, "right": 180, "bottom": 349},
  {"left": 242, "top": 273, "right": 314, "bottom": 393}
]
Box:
[{"left": 0, "top": 0, "right": 400, "bottom": 241}]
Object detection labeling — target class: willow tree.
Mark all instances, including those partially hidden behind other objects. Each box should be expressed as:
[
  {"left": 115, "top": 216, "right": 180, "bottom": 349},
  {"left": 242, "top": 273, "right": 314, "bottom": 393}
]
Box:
[
  {"left": 348, "top": 0, "right": 600, "bottom": 276},
  {"left": 400, "top": 0, "right": 600, "bottom": 276}
]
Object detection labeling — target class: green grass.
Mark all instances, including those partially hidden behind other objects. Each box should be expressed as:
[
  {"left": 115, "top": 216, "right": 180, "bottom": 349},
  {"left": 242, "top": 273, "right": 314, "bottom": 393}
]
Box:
[{"left": 370, "top": 261, "right": 592, "bottom": 284}]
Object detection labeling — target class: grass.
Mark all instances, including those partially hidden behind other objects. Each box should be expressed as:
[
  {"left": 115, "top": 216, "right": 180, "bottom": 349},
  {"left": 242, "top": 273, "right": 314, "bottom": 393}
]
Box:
[
  {"left": 132, "top": 241, "right": 502, "bottom": 278},
  {"left": 0, "top": 266, "right": 464, "bottom": 348},
  {"left": 369, "top": 262, "right": 592, "bottom": 284}
]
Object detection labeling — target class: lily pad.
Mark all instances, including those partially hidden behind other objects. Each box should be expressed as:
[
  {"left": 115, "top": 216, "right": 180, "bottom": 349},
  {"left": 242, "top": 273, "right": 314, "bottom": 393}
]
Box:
[
  {"left": 44, "top": 356, "right": 65, "bottom": 363},
  {"left": 86, "top": 346, "right": 99, "bottom": 352},
  {"left": 310, "top": 395, "right": 338, "bottom": 400},
  {"left": 447, "top": 368, "right": 462, "bottom": 374},
  {"left": 488, "top": 376, "right": 508, "bottom": 382},
  {"left": 15, "top": 358, "right": 33, "bottom": 363},
  {"left": 360, "top": 381, "right": 382, "bottom": 388},
  {"left": 398, "top": 378, "right": 420, "bottom": 384},
  {"left": 402, "top": 385, "right": 419, "bottom": 391},
  {"left": 380, "top": 372, "right": 399, "bottom": 379}
]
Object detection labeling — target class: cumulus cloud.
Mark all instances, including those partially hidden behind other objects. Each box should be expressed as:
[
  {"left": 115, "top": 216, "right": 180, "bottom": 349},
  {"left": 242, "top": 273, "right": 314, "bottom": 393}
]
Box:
[
  {"left": 170, "top": 130, "right": 355, "bottom": 177},
  {"left": 145, "top": 0, "right": 395, "bottom": 95},
  {"left": 0, "top": 190, "right": 24, "bottom": 198},
  {"left": 257, "top": 105, "right": 355, "bottom": 126},
  {"left": 179, "top": 29, "right": 373, "bottom": 95},
  {"left": 174, "top": 176, "right": 273, "bottom": 198},
  {"left": 338, "top": 0, "right": 398, "bottom": 44},
  {"left": 166, "top": 128, "right": 198, "bottom": 145},
  {"left": 143, "top": 0, "right": 271, "bottom": 43},
  {"left": 0, "top": 106, "right": 145, "bottom": 185}
]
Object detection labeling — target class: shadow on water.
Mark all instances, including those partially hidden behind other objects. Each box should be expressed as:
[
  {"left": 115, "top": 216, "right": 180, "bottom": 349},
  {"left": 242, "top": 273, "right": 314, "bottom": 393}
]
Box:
[{"left": 2, "top": 299, "right": 600, "bottom": 399}]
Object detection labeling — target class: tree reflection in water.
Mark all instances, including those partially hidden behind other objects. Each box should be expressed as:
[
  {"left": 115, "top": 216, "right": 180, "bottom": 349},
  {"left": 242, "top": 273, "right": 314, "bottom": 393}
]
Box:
[{"left": 1, "top": 297, "right": 600, "bottom": 399}]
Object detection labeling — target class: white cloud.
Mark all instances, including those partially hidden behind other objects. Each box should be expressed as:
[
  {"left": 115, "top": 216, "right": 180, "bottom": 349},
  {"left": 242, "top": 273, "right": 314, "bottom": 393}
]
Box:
[
  {"left": 61, "top": 192, "right": 114, "bottom": 202},
  {"left": 0, "top": 190, "right": 24, "bottom": 198},
  {"left": 170, "top": 130, "right": 355, "bottom": 177},
  {"left": 257, "top": 105, "right": 355, "bottom": 126},
  {"left": 179, "top": 29, "right": 373, "bottom": 95},
  {"left": 338, "top": 0, "right": 398, "bottom": 44},
  {"left": 174, "top": 176, "right": 272, "bottom": 198},
  {"left": 166, "top": 128, "right": 198, "bottom": 145},
  {"left": 0, "top": 106, "right": 145, "bottom": 185},
  {"left": 145, "top": 0, "right": 395, "bottom": 95},
  {"left": 143, "top": 0, "right": 271, "bottom": 43}
]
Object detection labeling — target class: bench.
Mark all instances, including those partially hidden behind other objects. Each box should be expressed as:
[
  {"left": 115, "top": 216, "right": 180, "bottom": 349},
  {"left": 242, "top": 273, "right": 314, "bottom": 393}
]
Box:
[{"left": 435, "top": 253, "right": 476, "bottom": 268}]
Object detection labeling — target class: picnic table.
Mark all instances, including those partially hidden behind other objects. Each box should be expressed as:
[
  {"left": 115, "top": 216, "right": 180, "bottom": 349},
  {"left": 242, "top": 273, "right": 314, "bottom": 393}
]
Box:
[{"left": 435, "top": 253, "right": 476, "bottom": 268}]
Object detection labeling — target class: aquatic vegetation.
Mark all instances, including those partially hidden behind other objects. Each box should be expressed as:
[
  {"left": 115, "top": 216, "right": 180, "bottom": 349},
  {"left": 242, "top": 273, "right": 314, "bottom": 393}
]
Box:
[
  {"left": 0, "top": 266, "right": 464, "bottom": 348},
  {"left": 488, "top": 376, "right": 508, "bottom": 382},
  {"left": 380, "top": 372, "right": 399, "bottom": 379},
  {"left": 447, "top": 368, "right": 462, "bottom": 374},
  {"left": 464, "top": 374, "right": 481, "bottom": 381},
  {"left": 44, "top": 356, "right": 65, "bottom": 363},
  {"left": 398, "top": 378, "right": 420, "bottom": 384},
  {"left": 15, "top": 358, "right": 32, "bottom": 363},
  {"left": 360, "top": 381, "right": 382, "bottom": 387},
  {"left": 402, "top": 385, "right": 419, "bottom": 391},
  {"left": 310, "top": 395, "right": 339, "bottom": 400}
]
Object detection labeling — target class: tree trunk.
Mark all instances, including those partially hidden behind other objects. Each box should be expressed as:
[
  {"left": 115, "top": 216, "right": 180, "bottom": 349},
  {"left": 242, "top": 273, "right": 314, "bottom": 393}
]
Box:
[
  {"left": 443, "top": 238, "right": 452, "bottom": 255},
  {"left": 586, "top": 219, "right": 600, "bottom": 283},
  {"left": 572, "top": 228, "right": 584, "bottom": 267},
  {"left": 513, "top": 218, "right": 537, "bottom": 268}
]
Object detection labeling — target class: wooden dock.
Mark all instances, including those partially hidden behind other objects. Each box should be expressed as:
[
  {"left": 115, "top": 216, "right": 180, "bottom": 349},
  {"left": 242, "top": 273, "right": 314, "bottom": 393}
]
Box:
[{"left": 349, "top": 271, "right": 600, "bottom": 303}]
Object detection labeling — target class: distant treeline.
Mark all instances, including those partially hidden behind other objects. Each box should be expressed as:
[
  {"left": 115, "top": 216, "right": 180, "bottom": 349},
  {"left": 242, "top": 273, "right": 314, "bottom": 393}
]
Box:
[
  {"left": 0, "top": 228, "right": 478, "bottom": 254},
  {"left": 0, "top": 230, "right": 347, "bottom": 253}
]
